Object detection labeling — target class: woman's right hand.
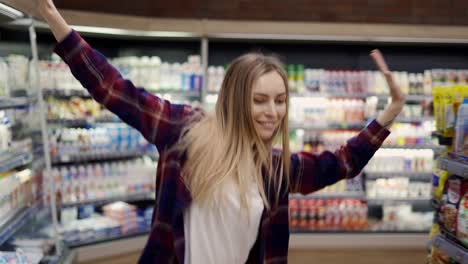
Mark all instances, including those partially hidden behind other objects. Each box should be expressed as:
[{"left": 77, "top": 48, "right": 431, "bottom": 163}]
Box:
[{"left": 1, "top": 0, "right": 57, "bottom": 20}]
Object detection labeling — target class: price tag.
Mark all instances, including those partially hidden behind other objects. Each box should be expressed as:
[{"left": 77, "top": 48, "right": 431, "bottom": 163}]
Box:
[
  {"left": 434, "top": 237, "right": 441, "bottom": 248},
  {"left": 440, "top": 160, "right": 448, "bottom": 170},
  {"left": 463, "top": 167, "right": 468, "bottom": 177},
  {"left": 62, "top": 155, "right": 70, "bottom": 162}
]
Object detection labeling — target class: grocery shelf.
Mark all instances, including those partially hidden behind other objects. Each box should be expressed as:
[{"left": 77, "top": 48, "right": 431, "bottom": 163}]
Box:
[
  {"left": 381, "top": 144, "right": 443, "bottom": 150},
  {"left": 290, "top": 122, "right": 366, "bottom": 131},
  {"left": 47, "top": 117, "right": 121, "bottom": 126},
  {"left": 0, "top": 203, "right": 42, "bottom": 245},
  {"left": 289, "top": 232, "right": 428, "bottom": 249},
  {"left": 70, "top": 233, "right": 148, "bottom": 263},
  {"left": 365, "top": 171, "right": 432, "bottom": 180},
  {"left": 432, "top": 235, "right": 468, "bottom": 264},
  {"left": 51, "top": 151, "right": 157, "bottom": 165},
  {"left": 0, "top": 96, "right": 30, "bottom": 110},
  {"left": 394, "top": 116, "right": 434, "bottom": 123},
  {"left": 152, "top": 89, "right": 201, "bottom": 97},
  {"left": 438, "top": 157, "right": 468, "bottom": 178},
  {"left": 43, "top": 89, "right": 91, "bottom": 99},
  {"left": 366, "top": 198, "right": 430, "bottom": 206},
  {"left": 289, "top": 92, "right": 372, "bottom": 99},
  {"left": 292, "top": 230, "right": 428, "bottom": 234},
  {"left": 62, "top": 192, "right": 155, "bottom": 208},
  {"left": 0, "top": 152, "right": 33, "bottom": 174},
  {"left": 66, "top": 228, "right": 150, "bottom": 248},
  {"left": 292, "top": 192, "right": 366, "bottom": 200},
  {"left": 404, "top": 94, "right": 433, "bottom": 102},
  {"left": 288, "top": 92, "right": 432, "bottom": 102}
]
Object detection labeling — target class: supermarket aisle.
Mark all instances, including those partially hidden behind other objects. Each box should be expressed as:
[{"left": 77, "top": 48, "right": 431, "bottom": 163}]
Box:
[
  {"left": 79, "top": 253, "right": 140, "bottom": 264},
  {"left": 77, "top": 249, "right": 426, "bottom": 264}
]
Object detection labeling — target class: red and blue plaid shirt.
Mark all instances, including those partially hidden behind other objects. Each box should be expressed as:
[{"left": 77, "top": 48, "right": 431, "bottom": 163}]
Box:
[{"left": 55, "top": 30, "right": 390, "bottom": 264}]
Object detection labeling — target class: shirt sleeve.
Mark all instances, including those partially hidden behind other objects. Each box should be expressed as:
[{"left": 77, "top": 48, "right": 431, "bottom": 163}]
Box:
[
  {"left": 54, "top": 30, "right": 193, "bottom": 151},
  {"left": 290, "top": 119, "right": 390, "bottom": 194}
]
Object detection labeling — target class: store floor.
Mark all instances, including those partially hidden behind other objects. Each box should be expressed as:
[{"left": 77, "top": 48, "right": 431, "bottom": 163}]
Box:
[{"left": 77, "top": 249, "right": 427, "bottom": 263}]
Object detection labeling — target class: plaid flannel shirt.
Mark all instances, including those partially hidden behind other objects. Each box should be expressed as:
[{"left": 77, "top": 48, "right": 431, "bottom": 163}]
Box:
[{"left": 55, "top": 30, "right": 390, "bottom": 264}]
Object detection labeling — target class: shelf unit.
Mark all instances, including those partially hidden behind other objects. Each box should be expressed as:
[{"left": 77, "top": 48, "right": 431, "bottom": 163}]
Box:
[
  {"left": 62, "top": 192, "right": 155, "bottom": 208},
  {"left": 0, "top": 203, "right": 42, "bottom": 245},
  {"left": 0, "top": 96, "right": 31, "bottom": 110},
  {"left": 438, "top": 157, "right": 468, "bottom": 178},
  {"left": 432, "top": 235, "right": 468, "bottom": 264}
]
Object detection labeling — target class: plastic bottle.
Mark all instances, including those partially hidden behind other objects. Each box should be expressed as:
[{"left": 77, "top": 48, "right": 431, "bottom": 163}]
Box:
[{"left": 455, "top": 98, "right": 468, "bottom": 155}]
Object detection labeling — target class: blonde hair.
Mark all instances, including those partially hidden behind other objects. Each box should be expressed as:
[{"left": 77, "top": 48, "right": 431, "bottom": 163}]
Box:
[{"left": 179, "top": 53, "right": 290, "bottom": 210}]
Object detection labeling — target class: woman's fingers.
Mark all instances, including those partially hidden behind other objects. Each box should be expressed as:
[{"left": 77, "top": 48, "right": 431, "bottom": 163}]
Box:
[
  {"left": 370, "top": 49, "right": 390, "bottom": 73},
  {"left": 370, "top": 49, "right": 405, "bottom": 103}
]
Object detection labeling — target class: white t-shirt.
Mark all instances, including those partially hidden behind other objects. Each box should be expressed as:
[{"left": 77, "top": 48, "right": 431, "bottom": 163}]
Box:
[{"left": 183, "top": 178, "right": 264, "bottom": 264}]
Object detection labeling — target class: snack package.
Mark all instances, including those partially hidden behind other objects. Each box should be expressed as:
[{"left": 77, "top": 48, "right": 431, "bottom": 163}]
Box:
[
  {"left": 440, "top": 175, "right": 468, "bottom": 234},
  {"left": 457, "top": 192, "right": 468, "bottom": 247}
]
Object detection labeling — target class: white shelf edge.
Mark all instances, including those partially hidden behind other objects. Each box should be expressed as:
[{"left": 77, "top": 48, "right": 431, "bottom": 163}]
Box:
[{"left": 289, "top": 233, "right": 428, "bottom": 249}]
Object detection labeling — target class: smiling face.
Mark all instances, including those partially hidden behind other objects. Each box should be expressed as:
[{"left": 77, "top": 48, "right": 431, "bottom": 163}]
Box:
[{"left": 251, "top": 71, "right": 287, "bottom": 142}]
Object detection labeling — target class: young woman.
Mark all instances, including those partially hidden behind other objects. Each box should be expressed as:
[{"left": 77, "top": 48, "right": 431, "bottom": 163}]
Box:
[{"left": 6, "top": 0, "right": 405, "bottom": 263}]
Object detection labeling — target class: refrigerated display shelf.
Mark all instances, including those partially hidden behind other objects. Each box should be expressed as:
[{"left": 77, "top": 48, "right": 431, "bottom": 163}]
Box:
[
  {"left": 47, "top": 117, "right": 121, "bottom": 126},
  {"left": 152, "top": 89, "right": 201, "bottom": 97},
  {"left": 288, "top": 92, "right": 432, "bottom": 102},
  {"left": 51, "top": 151, "right": 157, "bottom": 165},
  {"left": 0, "top": 97, "right": 30, "bottom": 110},
  {"left": 62, "top": 192, "right": 155, "bottom": 208},
  {"left": 365, "top": 172, "right": 432, "bottom": 180},
  {"left": 393, "top": 116, "right": 434, "bottom": 123},
  {"left": 432, "top": 235, "right": 468, "bottom": 264},
  {"left": 290, "top": 122, "right": 366, "bottom": 131},
  {"left": 438, "top": 157, "right": 468, "bottom": 178},
  {"left": 0, "top": 152, "right": 33, "bottom": 174},
  {"left": 0, "top": 203, "right": 42, "bottom": 245},
  {"left": 289, "top": 92, "right": 373, "bottom": 99},
  {"left": 43, "top": 89, "right": 91, "bottom": 99},
  {"left": 66, "top": 228, "right": 150, "bottom": 248},
  {"left": 366, "top": 198, "right": 430, "bottom": 206},
  {"left": 381, "top": 144, "right": 442, "bottom": 150},
  {"left": 292, "top": 192, "right": 366, "bottom": 200},
  {"left": 291, "top": 230, "right": 428, "bottom": 234},
  {"left": 289, "top": 232, "right": 428, "bottom": 249}
]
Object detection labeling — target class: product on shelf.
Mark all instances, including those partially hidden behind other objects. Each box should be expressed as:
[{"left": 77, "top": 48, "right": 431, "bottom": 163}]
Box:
[
  {"left": 40, "top": 54, "right": 203, "bottom": 94},
  {"left": 366, "top": 178, "right": 431, "bottom": 199},
  {"left": 207, "top": 65, "right": 226, "bottom": 92},
  {"left": 440, "top": 175, "right": 468, "bottom": 235},
  {"left": 5, "top": 55, "right": 30, "bottom": 93},
  {"left": 0, "top": 169, "right": 39, "bottom": 223},
  {"left": 289, "top": 97, "right": 366, "bottom": 126},
  {"left": 457, "top": 192, "right": 468, "bottom": 247},
  {"left": 0, "top": 59, "right": 8, "bottom": 97},
  {"left": 49, "top": 124, "right": 154, "bottom": 158},
  {"left": 454, "top": 98, "right": 468, "bottom": 156},
  {"left": 289, "top": 196, "right": 368, "bottom": 231},
  {"left": 365, "top": 149, "right": 434, "bottom": 174},
  {"left": 50, "top": 158, "right": 156, "bottom": 204},
  {"left": 432, "top": 84, "right": 468, "bottom": 138},
  {"left": 371, "top": 204, "right": 432, "bottom": 231},
  {"left": 102, "top": 201, "right": 144, "bottom": 234},
  {"left": 46, "top": 97, "right": 110, "bottom": 120},
  {"left": 299, "top": 68, "right": 433, "bottom": 95},
  {"left": 432, "top": 167, "right": 450, "bottom": 202},
  {"left": 313, "top": 173, "right": 364, "bottom": 195}
]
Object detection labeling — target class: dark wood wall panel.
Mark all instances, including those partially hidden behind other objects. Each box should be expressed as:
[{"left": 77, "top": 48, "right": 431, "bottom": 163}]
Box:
[{"left": 54, "top": 0, "right": 468, "bottom": 26}]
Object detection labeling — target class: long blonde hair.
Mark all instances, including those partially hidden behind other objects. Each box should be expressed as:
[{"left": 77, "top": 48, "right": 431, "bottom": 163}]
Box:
[{"left": 179, "top": 53, "right": 290, "bottom": 210}]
